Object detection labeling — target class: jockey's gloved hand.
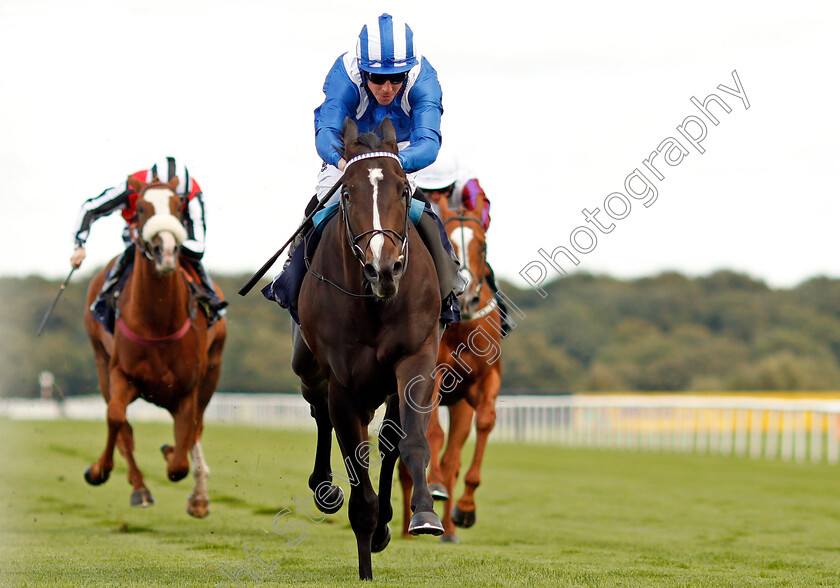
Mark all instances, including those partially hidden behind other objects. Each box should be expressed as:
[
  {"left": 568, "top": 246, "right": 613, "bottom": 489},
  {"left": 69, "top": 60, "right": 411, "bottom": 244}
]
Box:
[{"left": 71, "top": 247, "right": 86, "bottom": 269}]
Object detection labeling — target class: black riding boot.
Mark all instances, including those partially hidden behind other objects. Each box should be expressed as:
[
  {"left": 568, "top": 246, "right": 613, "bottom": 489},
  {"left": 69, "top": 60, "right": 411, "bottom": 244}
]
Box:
[
  {"left": 283, "top": 194, "right": 320, "bottom": 271},
  {"left": 414, "top": 210, "right": 464, "bottom": 326},
  {"left": 90, "top": 244, "right": 135, "bottom": 332},
  {"left": 100, "top": 245, "right": 134, "bottom": 308},
  {"left": 485, "top": 263, "right": 511, "bottom": 336},
  {"left": 188, "top": 259, "right": 228, "bottom": 325}
]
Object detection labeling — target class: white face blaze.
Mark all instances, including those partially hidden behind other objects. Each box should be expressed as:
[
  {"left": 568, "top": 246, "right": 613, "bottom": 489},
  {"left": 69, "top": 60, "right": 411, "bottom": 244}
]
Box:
[
  {"left": 368, "top": 168, "right": 385, "bottom": 270},
  {"left": 449, "top": 225, "right": 475, "bottom": 287},
  {"left": 140, "top": 187, "right": 188, "bottom": 246}
]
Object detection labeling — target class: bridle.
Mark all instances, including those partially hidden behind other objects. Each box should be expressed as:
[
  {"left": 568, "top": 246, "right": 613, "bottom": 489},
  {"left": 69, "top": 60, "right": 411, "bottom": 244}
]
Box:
[
  {"left": 340, "top": 151, "right": 411, "bottom": 269},
  {"left": 117, "top": 182, "right": 198, "bottom": 343},
  {"left": 444, "top": 213, "right": 491, "bottom": 318},
  {"left": 306, "top": 151, "right": 411, "bottom": 299}
]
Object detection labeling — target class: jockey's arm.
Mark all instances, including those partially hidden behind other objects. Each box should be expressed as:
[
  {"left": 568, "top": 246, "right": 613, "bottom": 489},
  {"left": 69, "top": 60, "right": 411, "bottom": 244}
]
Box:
[
  {"left": 398, "top": 61, "right": 443, "bottom": 173},
  {"left": 314, "top": 56, "right": 361, "bottom": 168},
  {"left": 70, "top": 182, "right": 131, "bottom": 267},
  {"left": 180, "top": 191, "right": 206, "bottom": 262}
]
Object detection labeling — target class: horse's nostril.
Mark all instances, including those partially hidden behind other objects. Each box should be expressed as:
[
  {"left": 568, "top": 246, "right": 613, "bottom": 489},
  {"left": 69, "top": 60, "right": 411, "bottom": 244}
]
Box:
[
  {"left": 392, "top": 260, "right": 403, "bottom": 276},
  {"left": 470, "top": 296, "right": 480, "bottom": 307},
  {"left": 364, "top": 264, "right": 379, "bottom": 282}
]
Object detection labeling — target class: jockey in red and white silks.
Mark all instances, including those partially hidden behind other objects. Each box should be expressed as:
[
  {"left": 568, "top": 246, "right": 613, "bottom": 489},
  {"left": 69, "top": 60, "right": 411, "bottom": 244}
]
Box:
[
  {"left": 70, "top": 157, "right": 226, "bottom": 327},
  {"left": 71, "top": 157, "right": 206, "bottom": 262}
]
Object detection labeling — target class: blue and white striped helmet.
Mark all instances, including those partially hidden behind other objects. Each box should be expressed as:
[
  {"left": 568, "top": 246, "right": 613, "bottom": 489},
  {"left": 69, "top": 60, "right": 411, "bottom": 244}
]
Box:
[{"left": 356, "top": 13, "right": 418, "bottom": 74}]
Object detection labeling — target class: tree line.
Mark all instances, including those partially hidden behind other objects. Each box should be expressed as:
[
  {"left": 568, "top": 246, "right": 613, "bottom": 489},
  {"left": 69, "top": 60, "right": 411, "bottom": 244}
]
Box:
[{"left": 3, "top": 269, "right": 840, "bottom": 398}]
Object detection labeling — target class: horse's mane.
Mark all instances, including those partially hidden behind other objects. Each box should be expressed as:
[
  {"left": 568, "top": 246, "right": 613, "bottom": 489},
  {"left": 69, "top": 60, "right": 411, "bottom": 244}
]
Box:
[{"left": 357, "top": 132, "right": 383, "bottom": 151}]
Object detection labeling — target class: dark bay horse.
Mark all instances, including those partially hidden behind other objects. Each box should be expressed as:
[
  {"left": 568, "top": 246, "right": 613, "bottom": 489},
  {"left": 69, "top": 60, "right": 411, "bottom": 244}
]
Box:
[
  {"left": 291, "top": 118, "right": 443, "bottom": 580},
  {"left": 399, "top": 191, "right": 503, "bottom": 542},
  {"left": 83, "top": 176, "right": 227, "bottom": 518}
]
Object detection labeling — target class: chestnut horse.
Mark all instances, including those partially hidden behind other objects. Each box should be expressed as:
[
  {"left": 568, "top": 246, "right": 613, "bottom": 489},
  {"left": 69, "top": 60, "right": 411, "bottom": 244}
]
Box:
[
  {"left": 83, "top": 176, "right": 227, "bottom": 518},
  {"left": 399, "top": 191, "right": 503, "bottom": 542},
  {"left": 291, "top": 118, "right": 443, "bottom": 580}
]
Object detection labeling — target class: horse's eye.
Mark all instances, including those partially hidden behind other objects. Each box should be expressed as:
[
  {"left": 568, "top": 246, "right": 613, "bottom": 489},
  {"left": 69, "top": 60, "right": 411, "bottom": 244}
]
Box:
[
  {"left": 403, "top": 185, "right": 411, "bottom": 199},
  {"left": 342, "top": 187, "right": 351, "bottom": 203}
]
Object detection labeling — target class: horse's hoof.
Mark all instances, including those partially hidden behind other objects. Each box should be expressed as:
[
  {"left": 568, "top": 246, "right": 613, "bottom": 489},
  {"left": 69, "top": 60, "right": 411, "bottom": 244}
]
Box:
[
  {"left": 314, "top": 484, "right": 344, "bottom": 514},
  {"left": 187, "top": 497, "right": 209, "bottom": 518},
  {"left": 130, "top": 488, "right": 155, "bottom": 508},
  {"left": 440, "top": 534, "right": 460, "bottom": 544},
  {"left": 84, "top": 465, "right": 109, "bottom": 486},
  {"left": 408, "top": 511, "right": 444, "bottom": 536},
  {"left": 372, "top": 524, "right": 391, "bottom": 553},
  {"left": 429, "top": 483, "right": 450, "bottom": 501},
  {"left": 451, "top": 505, "right": 476, "bottom": 528}
]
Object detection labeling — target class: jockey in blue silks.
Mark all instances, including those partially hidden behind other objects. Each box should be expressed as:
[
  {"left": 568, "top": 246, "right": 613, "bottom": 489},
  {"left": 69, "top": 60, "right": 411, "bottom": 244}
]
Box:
[
  {"left": 314, "top": 13, "right": 444, "bottom": 202},
  {"left": 268, "top": 13, "right": 463, "bottom": 326}
]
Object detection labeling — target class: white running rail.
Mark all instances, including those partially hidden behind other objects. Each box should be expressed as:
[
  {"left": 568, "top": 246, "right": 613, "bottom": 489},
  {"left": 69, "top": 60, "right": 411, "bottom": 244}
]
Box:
[{"left": 3, "top": 393, "right": 839, "bottom": 464}]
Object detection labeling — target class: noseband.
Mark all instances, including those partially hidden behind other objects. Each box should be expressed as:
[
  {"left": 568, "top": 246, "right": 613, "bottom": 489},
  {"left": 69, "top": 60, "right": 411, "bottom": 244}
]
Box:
[{"left": 340, "top": 151, "right": 411, "bottom": 269}]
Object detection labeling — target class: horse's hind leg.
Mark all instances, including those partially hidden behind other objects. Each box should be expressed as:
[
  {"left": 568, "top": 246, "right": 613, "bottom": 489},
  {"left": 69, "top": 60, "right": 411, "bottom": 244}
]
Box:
[
  {"left": 425, "top": 405, "right": 450, "bottom": 501},
  {"left": 186, "top": 332, "right": 225, "bottom": 518},
  {"left": 187, "top": 440, "right": 210, "bottom": 517},
  {"left": 328, "top": 377, "right": 378, "bottom": 580},
  {"left": 292, "top": 324, "right": 343, "bottom": 514},
  {"left": 438, "top": 399, "right": 473, "bottom": 540},
  {"left": 371, "top": 397, "right": 403, "bottom": 552},
  {"left": 453, "top": 371, "right": 501, "bottom": 529}
]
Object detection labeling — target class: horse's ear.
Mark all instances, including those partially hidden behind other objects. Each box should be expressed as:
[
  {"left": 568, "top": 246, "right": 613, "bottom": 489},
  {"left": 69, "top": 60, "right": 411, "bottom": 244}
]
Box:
[
  {"left": 342, "top": 118, "right": 359, "bottom": 155},
  {"left": 437, "top": 191, "right": 451, "bottom": 216},
  {"left": 168, "top": 176, "right": 179, "bottom": 190},
  {"left": 380, "top": 117, "right": 397, "bottom": 148},
  {"left": 128, "top": 176, "right": 146, "bottom": 193}
]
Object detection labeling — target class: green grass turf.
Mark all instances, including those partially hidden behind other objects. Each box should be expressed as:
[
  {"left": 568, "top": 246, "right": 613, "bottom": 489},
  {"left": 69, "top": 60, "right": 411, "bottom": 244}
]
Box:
[{"left": 1, "top": 418, "right": 840, "bottom": 587}]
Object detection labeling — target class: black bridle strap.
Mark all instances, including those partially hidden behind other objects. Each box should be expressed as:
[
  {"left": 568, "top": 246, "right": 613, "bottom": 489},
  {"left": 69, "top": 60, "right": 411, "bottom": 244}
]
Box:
[{"left": 444, "top": 214, "right": 487, "bottom": 295}]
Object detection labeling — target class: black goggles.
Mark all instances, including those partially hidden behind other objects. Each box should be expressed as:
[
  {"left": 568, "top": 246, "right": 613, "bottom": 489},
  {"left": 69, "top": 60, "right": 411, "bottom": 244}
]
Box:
[{"left": 366, "top": 71, "right": 407, "bottom": 85}]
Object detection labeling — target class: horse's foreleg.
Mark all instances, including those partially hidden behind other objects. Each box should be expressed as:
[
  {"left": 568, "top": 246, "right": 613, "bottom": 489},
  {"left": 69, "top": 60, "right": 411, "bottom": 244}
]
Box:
[
  {"left": 85, "top": 369, "right": 134, "bottom": 486},
  {"left": 114, "top": 422, "right": 154, "bottom": 507},
  {"left": 163, "top": 391, "right": 197, "bottom": 482},
  {"left": 453, "top": 371, "right": 501, "bottom": 529},
  {"left": 328, "top": 377, "right": 378, "bottom": 581},
  {"left": 425, "top": 403, "right": 449, "bottom": 501},
  {"left": 395, "top": 351, "right": 444, "bottom": 536},
  {"left": 439, "top": 400, "right": 473, "bottom": 539}
]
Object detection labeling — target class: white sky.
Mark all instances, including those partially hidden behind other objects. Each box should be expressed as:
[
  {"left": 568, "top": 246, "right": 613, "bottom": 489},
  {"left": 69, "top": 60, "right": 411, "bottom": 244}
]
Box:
[{"left": 1, "top": 0, "right": 838, "bottom": 290}]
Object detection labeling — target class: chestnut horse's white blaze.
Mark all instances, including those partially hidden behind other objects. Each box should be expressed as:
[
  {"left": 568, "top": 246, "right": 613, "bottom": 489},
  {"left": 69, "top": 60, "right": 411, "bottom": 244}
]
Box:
[
  {"left": 140, "top": 187, "right": 188, "bottom": 272},
  {"left": 368, "top": 168, "right": 385, "bottom": 270},
  {"left": 449, "top": 225, "right": 475, "bottom": 286}
]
